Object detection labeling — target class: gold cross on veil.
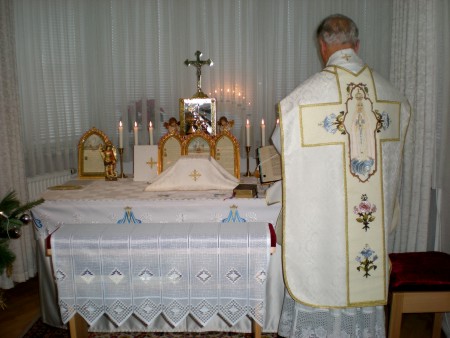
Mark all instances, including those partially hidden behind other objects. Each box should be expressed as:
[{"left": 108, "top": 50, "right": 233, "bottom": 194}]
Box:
[{"left": 189, "top": 169, "right": 202, "bottom": 181}]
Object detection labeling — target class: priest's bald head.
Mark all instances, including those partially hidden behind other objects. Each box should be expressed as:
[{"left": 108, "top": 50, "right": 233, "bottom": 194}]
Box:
[{"left": 317, "top": 14, "right": 360, "bottom": 65}]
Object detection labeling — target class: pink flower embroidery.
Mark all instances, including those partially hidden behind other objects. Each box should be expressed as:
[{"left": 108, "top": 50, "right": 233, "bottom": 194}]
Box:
[{"left": 354, "top": 194, "right": 376, "bottom": 231}]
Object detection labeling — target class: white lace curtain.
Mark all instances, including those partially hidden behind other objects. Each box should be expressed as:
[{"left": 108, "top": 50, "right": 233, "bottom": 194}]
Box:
[
  {"left": 435, "top": 0, "right": 450, "bottom": 255},
  {"left": 0, "top": 0, "right": 36, "bottom": 289},
  {"left": 387, "top": 0, "right": 449, "bottom": 258},
  {"left": 389, "top": 0, "right": 438, "bottom": 252}
]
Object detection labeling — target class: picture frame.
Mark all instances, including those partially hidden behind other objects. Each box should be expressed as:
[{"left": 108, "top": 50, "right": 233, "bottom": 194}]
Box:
[
  {"left": 158, "top": 132, "right": 183, "bottom": 173},
  {"left": 179, "top": 97, "right": 217, "bottom": 136},
  {"left": 77, "top": 127, "right": 112, "bottom": 179},
  {"left": 158, "top": 130, "right": 240, "bottom": 179}
]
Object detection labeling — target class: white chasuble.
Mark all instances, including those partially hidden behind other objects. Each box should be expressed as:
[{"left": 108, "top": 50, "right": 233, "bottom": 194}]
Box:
[{"left": 280, "top": 63, "right": 410, "bottom": 308}]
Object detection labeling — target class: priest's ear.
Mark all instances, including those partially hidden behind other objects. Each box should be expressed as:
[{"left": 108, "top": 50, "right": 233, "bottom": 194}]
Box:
[
  {"left": 353, "top": 40, "right": 360, "bottom": 54},
  {"left": 318, "top": 38, "right": 328, "bottom": 65}
]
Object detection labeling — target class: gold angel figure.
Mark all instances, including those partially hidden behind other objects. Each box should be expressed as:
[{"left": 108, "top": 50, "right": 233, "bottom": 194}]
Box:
[
  {"left": 163, "top": 117, "right": 180, "bottom": 134},
  {"left": 217, "top": 116, "right": 234, "bottom": 133}
]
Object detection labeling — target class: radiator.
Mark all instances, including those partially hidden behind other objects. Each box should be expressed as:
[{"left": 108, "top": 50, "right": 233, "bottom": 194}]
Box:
[{"left": 27, "top": 170, "right": 74, "bottom": 201}]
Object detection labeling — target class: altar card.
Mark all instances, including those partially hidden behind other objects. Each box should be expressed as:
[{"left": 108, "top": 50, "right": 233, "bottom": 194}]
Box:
[{"left": 133, "top": 145, "right": 158, "bottom": 182}]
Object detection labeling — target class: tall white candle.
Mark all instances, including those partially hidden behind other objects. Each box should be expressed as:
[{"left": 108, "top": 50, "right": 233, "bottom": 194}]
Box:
[
  {"left": 134, "top": 121, "right": 139, "bottom": 145},
  {"left": 119, "top": 121, "right": 123, "bottom": 148},
  {"left": 261, "top": 119, "right": 266, "bottom": 147},
  {"left": 246, "top": 119, "right": 251, "bottom": 147},
  {"left": 149, "top": 121, "right": 154, "bottom": 145}
]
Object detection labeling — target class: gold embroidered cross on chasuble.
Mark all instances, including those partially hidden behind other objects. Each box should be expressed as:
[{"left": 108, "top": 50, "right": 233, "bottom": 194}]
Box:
[{"left": 281, "top": 66, "right": 401, "bottom": 308}]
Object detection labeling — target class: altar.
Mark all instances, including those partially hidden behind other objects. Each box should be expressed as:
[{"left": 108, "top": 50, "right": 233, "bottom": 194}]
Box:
[{"left": 32, "top": 178, "right": 283, "bottom": 334}]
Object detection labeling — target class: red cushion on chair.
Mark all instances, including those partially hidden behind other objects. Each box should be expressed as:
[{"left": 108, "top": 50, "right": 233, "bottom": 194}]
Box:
[{"left": 389, "top": 251, "right": 450, "bottom": 292}]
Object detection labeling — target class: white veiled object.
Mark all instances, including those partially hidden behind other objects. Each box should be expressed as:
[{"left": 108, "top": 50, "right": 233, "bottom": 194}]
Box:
[{"left": 145, "top": 155, "right": 239, "bottom": 191}]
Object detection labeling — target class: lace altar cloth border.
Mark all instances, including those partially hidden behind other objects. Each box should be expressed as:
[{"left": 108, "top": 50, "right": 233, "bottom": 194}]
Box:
[{"left": 51, "top": 222, "right": 270, "bottom": 328}]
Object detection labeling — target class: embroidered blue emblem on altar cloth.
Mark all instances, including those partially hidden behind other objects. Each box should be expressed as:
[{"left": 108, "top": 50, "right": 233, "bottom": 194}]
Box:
[
  {"left": 221, "top": 205, "right": 246, "bottom": 222},
  {"left": 117, "top": 206, "right": 142, "bottom": 223}
]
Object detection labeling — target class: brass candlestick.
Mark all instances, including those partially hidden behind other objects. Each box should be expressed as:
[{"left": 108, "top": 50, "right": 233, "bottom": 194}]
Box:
[
  {"left": 253, "top": 147, "right": 260, "bottom": 178},
  {"left": 244, "top": 146, "right": 252, "bottom": 177},
  {"left": 118, "top": 148, "right": 127, "bottom": 178}
]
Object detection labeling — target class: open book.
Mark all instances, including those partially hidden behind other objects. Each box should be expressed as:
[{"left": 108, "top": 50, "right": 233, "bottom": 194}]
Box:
[{"left": 257, "top": 145, "right": 282, "bottom": 184}]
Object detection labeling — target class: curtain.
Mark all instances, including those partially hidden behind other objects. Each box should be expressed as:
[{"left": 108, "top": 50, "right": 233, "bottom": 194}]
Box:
[
  {"left": 388, "top": 0, "right": 438, "bottom": 252},
  {"left": 0, "top": 0, "right": 36, "bottom": 289},
  {"left": 435, "top": 0, "right": 450, "bottom": 254},
  {"left": 435, "top": 2, "right": 450, "bottom": 333},
  {"left": 13, "top": 0, "right": 393, "bottom": 176}
]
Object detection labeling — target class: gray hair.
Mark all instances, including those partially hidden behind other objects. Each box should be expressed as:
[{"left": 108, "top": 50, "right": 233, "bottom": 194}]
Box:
[{"left": 316, "top": 14, "right": 359, "bottom": 47}]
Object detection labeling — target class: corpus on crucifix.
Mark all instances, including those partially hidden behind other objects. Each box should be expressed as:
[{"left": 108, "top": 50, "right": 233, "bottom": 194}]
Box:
[{"left": 184, "top": 50, "right": 213, "bottom": 98}]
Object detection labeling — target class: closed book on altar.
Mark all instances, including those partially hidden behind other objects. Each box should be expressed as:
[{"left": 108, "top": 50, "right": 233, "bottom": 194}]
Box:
[{"left": 233, "top": 184, "right": 257, "bottom": 198}]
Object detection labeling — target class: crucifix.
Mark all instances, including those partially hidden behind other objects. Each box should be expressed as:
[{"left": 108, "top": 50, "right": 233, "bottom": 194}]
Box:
[{"left": 184, "top": 51, "right": 213, "bottom": 98}]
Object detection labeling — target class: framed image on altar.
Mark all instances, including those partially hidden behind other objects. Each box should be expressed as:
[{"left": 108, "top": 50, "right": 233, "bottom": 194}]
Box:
[
  {"left": 78, "top": 127, "right": 112, "bottom": 179},
  {"left": 214, "top": 131, "right": 240, "bottom": 179},
  {"left": 158, "top": 133, "right": 183, "bottom": 173},
  {"left": 185, "top": 134, "right": 213, "bottom": 156},
  {"left": 179, "top": 98, "right": 216, "bottom": 136},
  {"left": 158, "top": 131, "right": 240, "bottom": 179}
]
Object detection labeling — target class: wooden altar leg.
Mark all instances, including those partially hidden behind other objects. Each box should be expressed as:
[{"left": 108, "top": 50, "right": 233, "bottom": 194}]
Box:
[
  {"left": 252, "top": 319, "right": 262, "bottom": 338},
  {"left": 68, "top": 313, "right": 88, "bottom": 338}
]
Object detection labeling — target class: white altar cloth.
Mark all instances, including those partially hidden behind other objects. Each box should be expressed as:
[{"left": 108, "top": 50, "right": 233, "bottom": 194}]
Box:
[
  {"left": 32, "top": 179, "right": 283, "bottom": 333},
  {"left": 33, "top": 179, "right": 277, "bottom": 237},
  {"left": 51, "top": 222, "right": 270, "bottom": 328}
]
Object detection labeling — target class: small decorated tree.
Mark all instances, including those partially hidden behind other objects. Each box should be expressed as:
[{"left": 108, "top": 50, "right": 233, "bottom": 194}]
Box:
[{"left": 0, "top": 191, "right": 44, "bottom": 309}]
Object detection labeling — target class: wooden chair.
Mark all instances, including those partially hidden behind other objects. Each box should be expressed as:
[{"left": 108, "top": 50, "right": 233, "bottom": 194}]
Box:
[{"left": 387, "top": 251, "right": 450, "bottom": 338}]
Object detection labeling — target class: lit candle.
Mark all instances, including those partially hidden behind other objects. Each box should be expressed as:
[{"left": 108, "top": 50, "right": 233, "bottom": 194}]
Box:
[
  {"left": 119, "top": 121, "right": 123, "bottom": 148},
  {"left": 246, "top": 119, "right": 251, "bottom": 147},
  {"left": 149, "top": 121, "right": 154, "bottom": 145},
  {"left": 134, "top": 121, "right": 139, "bottom": 145},
  {"left": 261, "top": 119, "right": 266, "bottom": 147}
]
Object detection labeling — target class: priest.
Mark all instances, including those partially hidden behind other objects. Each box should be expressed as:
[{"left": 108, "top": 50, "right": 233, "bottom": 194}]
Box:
[{"left": 273, "top": 14, "right": 413, "bottom": 337}]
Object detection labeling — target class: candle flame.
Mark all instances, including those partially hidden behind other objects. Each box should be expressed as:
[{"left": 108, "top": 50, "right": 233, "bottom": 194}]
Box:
[
  {"left": 246, "top": 119, "right": 250, "bottom": 126},
  {"left": 261, "top": 119, "right": 265, "bottom": 125},
  {"left": 119, "top": 121, "right": 123, "bottom": 127},
  {"left": 134, "top": 121, "right": 138, "bottom": 127},
  {"left": 149, "top": 121, "right": 153, "bottom": 128}
]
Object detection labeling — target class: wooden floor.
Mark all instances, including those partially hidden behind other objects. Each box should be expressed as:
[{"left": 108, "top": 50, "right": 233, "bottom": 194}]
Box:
[
  {"left": 0, "top": 276, "right": 41, "bottom": 338},
  {"left": 0, "top": 276, "right": 447, "bottom": 338}
]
